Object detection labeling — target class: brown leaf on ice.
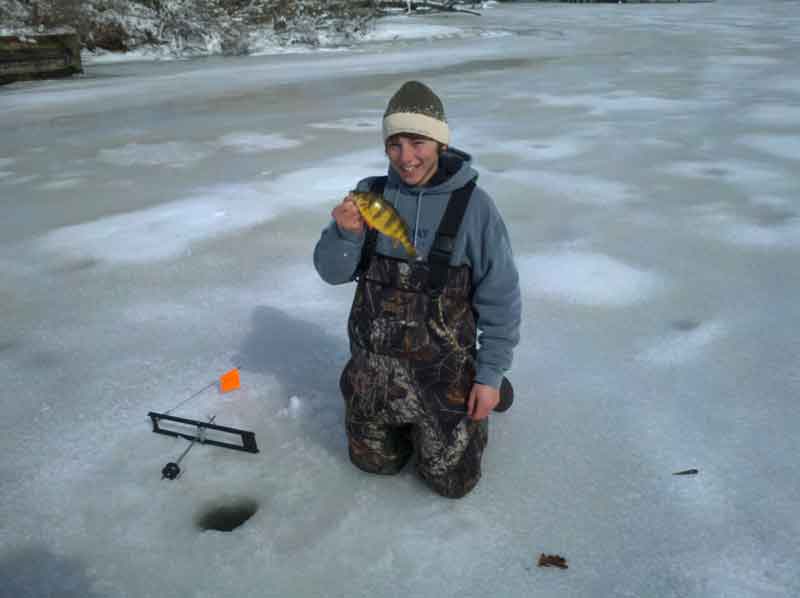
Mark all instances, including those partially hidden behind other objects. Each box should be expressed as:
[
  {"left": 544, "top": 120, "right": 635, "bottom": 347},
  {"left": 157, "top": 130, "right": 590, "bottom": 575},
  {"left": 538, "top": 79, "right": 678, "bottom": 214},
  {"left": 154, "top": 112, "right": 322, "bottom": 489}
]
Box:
[{"left": 538, "top": 553, "right": 568, "bottom": 569}]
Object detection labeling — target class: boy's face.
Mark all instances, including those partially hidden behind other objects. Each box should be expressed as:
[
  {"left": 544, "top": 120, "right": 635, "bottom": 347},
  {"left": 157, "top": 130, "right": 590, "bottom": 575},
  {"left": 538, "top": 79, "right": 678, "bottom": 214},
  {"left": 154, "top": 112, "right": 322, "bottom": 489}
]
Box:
[{"left": 386, "top": 134, "right": 443, "bottom": 187}]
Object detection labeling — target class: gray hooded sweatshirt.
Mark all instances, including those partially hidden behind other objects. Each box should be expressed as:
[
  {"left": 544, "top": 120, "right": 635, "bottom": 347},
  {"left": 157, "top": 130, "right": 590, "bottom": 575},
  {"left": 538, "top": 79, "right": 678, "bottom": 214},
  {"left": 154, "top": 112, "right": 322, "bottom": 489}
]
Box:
[{"left": 313, "top": 147, "right": 521, "bottom": 389}]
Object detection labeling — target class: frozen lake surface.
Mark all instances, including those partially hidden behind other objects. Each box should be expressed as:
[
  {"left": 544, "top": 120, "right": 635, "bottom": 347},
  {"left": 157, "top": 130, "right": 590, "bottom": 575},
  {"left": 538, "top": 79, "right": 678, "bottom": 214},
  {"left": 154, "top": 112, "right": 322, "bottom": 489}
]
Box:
[{"left": 1, "top": 1, "right": 798, "bottom": 596}]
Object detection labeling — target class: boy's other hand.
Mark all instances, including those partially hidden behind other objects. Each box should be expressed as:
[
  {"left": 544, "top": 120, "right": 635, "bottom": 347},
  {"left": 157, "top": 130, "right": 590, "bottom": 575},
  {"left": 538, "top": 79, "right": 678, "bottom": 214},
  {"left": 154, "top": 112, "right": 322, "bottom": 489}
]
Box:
[{"left": 467, "top": 384, "right": 500, "bottom": 421}]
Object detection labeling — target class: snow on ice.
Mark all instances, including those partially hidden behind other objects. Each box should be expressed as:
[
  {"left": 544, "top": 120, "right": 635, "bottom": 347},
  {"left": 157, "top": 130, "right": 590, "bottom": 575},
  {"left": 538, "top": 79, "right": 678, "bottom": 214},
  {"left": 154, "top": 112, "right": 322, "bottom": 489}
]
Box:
[{"left": 1, "top": 1, "right": 799, "bottom": 597}]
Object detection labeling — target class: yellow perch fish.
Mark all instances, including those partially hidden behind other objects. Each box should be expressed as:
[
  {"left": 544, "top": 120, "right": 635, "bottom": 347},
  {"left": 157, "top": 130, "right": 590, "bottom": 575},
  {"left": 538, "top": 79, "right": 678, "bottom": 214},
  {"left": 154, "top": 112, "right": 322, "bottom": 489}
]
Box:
[{"left": 351, "top": 191, "right": 417, "bottom": 258}]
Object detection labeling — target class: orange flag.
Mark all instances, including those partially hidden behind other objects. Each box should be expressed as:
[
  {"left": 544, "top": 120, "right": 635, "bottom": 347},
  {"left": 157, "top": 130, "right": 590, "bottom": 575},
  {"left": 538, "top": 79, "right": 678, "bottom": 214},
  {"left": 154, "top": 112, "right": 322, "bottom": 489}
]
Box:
[{"left": 219, "top": 368, "right": 241, "bottom": 393}]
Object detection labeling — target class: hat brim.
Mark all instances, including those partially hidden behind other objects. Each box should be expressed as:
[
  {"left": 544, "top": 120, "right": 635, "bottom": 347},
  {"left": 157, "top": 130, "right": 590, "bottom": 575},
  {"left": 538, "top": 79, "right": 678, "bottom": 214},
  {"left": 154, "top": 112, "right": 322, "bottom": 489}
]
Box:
[{"left": 382, "top": 112, "right": 450, "bottom": 145}]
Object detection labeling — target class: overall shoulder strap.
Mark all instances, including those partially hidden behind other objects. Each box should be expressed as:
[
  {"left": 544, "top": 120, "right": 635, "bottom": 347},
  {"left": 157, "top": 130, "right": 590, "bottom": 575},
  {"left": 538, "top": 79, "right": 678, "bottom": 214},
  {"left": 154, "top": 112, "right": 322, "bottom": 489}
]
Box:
[
  {"left": 428, "top": 180, "right": 476, "bottom": 293},
  {"left": 369, "top": 176, "right": 387, "bottom": 196},
  {"left": 356, "top": 176, "right": 386, "bottom": 276}
]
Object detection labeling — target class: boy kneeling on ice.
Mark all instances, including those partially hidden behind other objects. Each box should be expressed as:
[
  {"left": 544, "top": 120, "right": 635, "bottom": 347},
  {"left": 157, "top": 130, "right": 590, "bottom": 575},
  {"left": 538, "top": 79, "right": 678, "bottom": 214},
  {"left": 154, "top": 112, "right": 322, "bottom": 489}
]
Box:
[{"left": 314, "top": 81, "right": 521, "bottom": 498}]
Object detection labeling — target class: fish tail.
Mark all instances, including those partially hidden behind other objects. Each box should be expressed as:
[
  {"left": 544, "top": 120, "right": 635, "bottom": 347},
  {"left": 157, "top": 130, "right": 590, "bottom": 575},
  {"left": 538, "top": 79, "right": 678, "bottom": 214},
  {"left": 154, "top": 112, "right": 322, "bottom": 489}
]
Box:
[{"left": 402, "top": 239, "right": 417, "bottom": 258}]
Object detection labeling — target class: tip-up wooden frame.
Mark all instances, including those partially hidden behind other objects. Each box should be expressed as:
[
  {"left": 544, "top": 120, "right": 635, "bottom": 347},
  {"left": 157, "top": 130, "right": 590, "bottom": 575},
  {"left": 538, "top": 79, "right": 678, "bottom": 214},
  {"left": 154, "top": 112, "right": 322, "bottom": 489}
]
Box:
[{"left": 147, "top": 411, "right": 259, "bottom": 454}]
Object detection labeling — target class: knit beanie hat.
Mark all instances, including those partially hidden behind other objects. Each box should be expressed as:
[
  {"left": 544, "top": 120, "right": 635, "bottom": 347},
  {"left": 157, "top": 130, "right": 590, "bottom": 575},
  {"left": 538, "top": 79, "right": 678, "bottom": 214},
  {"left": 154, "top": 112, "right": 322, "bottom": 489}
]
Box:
[{"left": 382, "top": 81, "right": 450, "bottom": 145}]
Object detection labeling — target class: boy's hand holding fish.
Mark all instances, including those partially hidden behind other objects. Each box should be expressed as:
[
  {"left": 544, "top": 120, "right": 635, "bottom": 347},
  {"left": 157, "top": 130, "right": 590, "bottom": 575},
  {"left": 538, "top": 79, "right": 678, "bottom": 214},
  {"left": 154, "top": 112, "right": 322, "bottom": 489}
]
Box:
[
  {"left": 332, "top": 194, "right": 365, "bottom": 234},
  {"left": 332, "top": 191, "right": 418, "bottom": 258}
]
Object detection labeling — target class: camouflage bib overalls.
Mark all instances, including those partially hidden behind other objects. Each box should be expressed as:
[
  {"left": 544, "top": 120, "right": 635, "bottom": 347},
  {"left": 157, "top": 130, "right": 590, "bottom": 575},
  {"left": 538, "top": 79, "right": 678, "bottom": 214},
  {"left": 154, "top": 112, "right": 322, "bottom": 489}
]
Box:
[{"left": 339, "top": 181, "right": 488, "bottom": 499}]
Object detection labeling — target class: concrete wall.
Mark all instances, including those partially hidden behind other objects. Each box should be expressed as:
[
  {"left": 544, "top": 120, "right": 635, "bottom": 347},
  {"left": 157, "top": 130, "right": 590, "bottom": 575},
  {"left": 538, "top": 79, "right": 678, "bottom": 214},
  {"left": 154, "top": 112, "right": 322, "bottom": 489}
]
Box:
[{"left": 0, "top": 33, "right": 82, "bottom": 86}]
